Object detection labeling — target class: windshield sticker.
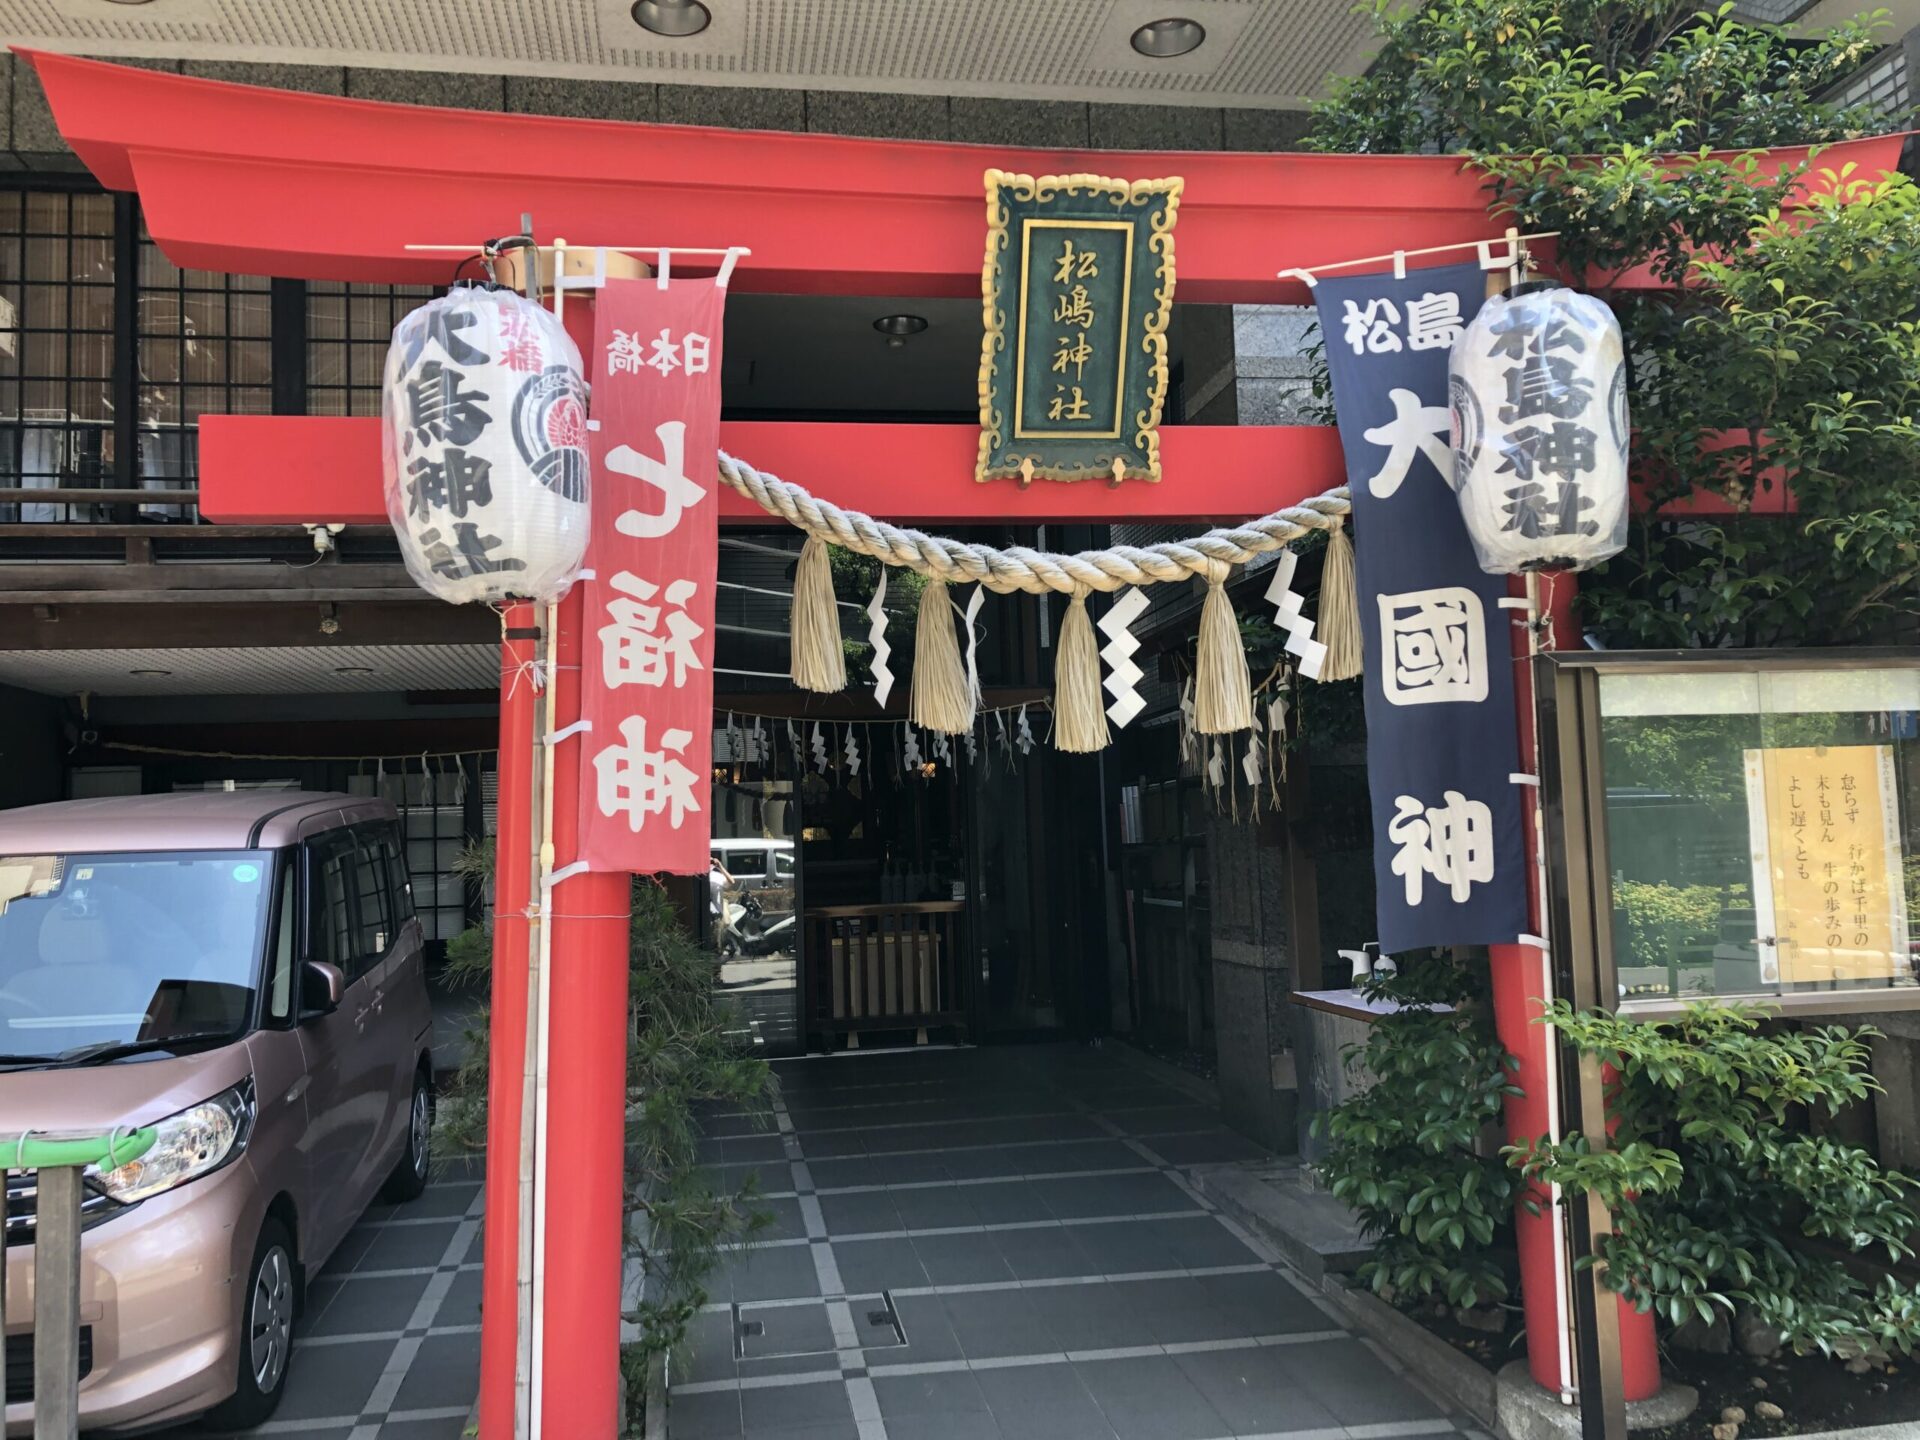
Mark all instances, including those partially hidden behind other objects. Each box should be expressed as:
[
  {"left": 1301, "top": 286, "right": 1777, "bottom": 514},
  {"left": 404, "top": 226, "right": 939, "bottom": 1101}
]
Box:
[{"left": 232, "top": 864, "right": 260, "bottom": 884}]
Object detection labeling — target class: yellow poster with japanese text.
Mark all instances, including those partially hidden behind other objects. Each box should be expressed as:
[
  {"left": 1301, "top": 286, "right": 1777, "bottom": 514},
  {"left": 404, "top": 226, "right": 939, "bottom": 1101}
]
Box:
[{"left": 1746, "top": 744, "right": 1908, "bottom": 985}]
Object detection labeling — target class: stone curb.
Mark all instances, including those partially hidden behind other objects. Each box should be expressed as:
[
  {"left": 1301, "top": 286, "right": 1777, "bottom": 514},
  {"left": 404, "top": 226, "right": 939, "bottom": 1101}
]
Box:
[
  {"left": 1311, "top": 1271, "right": 1505, "bottom": 1430},
  {"left": 1190, "top": 1161, "right": 1372, "bottom": 1284},
  {"left": 1496, "top": 1360, "right": 1696, "bottom": 1440}
]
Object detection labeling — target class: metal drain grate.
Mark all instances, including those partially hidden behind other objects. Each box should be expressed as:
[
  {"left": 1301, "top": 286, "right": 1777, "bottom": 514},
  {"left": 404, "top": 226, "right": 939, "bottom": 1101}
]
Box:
[{"left": 734, "top": 1292, "right": 907, "bottom": 1361}]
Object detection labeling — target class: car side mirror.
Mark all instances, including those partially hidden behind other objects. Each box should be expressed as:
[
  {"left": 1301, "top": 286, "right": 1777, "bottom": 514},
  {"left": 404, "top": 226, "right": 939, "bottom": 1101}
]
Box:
[{"left": 301, "top": 960, "right": 346, "bottom": 1018}]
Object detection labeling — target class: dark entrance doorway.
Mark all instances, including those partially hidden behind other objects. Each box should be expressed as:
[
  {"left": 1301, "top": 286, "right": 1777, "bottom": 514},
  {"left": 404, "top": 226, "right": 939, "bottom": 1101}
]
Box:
[{"left": 704, "top": 720, "right": 1109, "bottom": 1055}]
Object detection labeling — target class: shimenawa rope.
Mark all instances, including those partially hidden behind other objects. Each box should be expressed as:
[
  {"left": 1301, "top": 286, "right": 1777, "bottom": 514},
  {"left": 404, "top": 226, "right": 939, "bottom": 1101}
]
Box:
[{"left": 715, "top": 450, "right": 1353, "bottom": 596}]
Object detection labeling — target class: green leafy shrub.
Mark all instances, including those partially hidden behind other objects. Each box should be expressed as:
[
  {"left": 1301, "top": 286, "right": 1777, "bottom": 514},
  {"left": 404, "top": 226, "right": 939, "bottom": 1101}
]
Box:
[
  {"left": 1314, "top": 953, "right": 1521, "bottom": 1308},
  {"left": 1309, "top": 0, "right": 1920, "bottom": 651},
  {"left": 1511, "top": 1002, "right": 1920, "bottom": 1355},
  {"left": 623, "top": 881, "right": 775, "bottom": 1353},
  {"left": 1613, "top": 879, "right": 1729, "bottom": 972},
  {"left": 434, "top": 850, "right": 771, "bottom": 1430}
]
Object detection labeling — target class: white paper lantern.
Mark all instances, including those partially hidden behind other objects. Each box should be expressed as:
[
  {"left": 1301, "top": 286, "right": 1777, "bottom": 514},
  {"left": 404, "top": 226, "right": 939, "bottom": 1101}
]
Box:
[
  {"left": 1448, "top": 282, "right": 1630, "bottom": 574},
  {"left": 382, "top": 286, "right": 591, "bottom": 604}
]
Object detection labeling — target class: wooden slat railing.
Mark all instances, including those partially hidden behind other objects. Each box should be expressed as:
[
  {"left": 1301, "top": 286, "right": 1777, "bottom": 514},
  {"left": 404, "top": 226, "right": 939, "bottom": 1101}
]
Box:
[{"left": 804, "top": 901, "right": 966, "bottom": 1047}]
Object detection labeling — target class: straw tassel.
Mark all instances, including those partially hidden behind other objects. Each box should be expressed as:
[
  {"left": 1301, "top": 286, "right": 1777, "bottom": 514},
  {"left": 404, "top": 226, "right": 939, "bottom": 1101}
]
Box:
[
  {"left": 1317, "top": 520, "right": 1363, "bottom": 682},
  {"left": 789, "top": 535, "right": 847, "bottom": 693},
  {"left": 910, "top": 578, "right": 976, "bottom": 734},
  {"left": 1193, "top": 561, "right": 1254, "bottom": 734},
  {"left": 1052, "top": 589, "right": 1110, "bottom": 753}
]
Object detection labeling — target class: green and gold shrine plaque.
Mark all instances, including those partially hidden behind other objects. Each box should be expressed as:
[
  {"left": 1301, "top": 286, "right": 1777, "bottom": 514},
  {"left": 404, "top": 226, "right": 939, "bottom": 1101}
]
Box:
[{"left": 977, "top": 170, "right": 1182, "bottom": 485}]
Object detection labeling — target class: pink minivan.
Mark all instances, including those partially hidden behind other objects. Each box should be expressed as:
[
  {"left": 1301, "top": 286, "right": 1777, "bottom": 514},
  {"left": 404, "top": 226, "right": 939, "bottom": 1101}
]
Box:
[{"left": 0, "top": 792, "right": 436, "bottom": 1434}]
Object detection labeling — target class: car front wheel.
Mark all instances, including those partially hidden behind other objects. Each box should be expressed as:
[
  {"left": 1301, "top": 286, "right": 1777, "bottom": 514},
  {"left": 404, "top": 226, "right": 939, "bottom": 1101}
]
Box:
[{"left": 205, "top": 1217, "right": 295, "bottom": 1431}]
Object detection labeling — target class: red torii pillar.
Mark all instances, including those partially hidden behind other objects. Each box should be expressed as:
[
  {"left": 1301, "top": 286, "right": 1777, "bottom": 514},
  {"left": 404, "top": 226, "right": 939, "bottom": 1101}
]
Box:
[
  {"left": 475, "top": 299, "right": 635, "bottom": 1440},
  {"left": 484, "top": 620, "right": 631, "bottom": 1440},
  {"left": 1494, "top": 576, "right": 1662, "bottom": 1406}
]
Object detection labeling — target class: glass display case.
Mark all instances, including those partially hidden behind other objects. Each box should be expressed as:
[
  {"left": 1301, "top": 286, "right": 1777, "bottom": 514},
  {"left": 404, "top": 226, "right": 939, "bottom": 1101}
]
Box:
[{"left": 1541, "top": 650, "right": 1920, "bottom": 1018}]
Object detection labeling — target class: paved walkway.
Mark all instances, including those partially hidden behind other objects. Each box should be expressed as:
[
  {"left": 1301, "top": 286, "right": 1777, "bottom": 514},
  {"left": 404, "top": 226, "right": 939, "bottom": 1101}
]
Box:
[
  {"left": 169, "top": 1154, "right": 483, "bottom": 1439},
  {"left": 679, "top": 1044, "right": 1478, "bottom": 1440}
]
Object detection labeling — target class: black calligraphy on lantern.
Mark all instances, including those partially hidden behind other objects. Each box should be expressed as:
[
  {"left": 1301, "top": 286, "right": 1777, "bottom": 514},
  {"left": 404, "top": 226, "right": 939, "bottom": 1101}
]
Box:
[
  {"left": 417, "top": 521, "right": 526, "bottom": 581},
  {"left": 406, "top": 361, "right": 491, "bottom": 447},
  {"left": 406, "top": 449, "right": 494, "bottom": 521},
  {"left": 401, "top": 306, "right": 488, "bottom": 370},
  {"left": 1488, "top": 308, "right": 1586, "bottom": 362},
  {"left": 1495, "top": 422, "right": 1598, "bottom": 539},
  {"left": 1489, "top": 304, "right": 1598, "bottom": 540},
  {"left": 1500, "top": 354, "right": 1592, "bottom": 424}
]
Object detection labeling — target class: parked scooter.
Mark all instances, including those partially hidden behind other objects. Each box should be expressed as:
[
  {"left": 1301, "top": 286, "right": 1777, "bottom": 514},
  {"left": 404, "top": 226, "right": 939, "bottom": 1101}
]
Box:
[{"left": 719, "top": 892, "right": 796, "bottom": 958}]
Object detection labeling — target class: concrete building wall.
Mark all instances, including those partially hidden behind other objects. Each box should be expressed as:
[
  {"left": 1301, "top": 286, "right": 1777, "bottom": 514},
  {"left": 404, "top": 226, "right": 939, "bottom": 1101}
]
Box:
[{"left": 1233, "top": 305, "right": 1321, "bottom": 426}]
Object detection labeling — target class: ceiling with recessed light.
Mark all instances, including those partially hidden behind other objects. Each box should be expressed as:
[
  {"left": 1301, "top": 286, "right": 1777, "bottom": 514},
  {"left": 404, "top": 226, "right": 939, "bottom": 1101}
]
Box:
[
  {"left": 0, "top": 0, "right": 1395, "bottom": 110},
  {"left": 6, "top": 0, "right": 1899, "bottom": 115},
  {"left": 0, "top": 644, "right": 496, "bottom": 697}
]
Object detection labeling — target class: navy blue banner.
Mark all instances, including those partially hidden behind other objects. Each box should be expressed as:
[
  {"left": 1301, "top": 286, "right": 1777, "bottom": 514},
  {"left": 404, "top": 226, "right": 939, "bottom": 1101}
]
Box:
[{"left": 1313, "top": 262, "right": 1528, "bottom": 954}]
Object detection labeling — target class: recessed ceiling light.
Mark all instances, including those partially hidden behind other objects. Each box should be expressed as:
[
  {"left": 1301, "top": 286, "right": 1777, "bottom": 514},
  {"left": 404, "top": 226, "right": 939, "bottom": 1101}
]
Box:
[
  {"left": 128, "top": 667, "right": 171, "bottom": 677},
  {"left": 631, "top": 0, "right": 712, "bottom": 37},
  {"left": 1131, "top": 17, "right": 1206, "bottom": 58},
  {"left": 874, "top": 314, "right": 929, "bottom": 349},
  {"left": 334, "top": 665, "right": 376, "bottom": 675}
]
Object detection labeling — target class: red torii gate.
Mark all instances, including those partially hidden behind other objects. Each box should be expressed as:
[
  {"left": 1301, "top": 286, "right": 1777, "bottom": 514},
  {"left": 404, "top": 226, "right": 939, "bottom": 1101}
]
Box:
[{"left": 22, "top": 48, "right": 1907, "bottom": 1439}]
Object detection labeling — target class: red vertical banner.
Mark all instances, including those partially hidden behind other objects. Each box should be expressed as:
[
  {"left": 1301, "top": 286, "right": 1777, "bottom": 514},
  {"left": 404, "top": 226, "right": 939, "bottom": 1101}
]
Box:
[{"left": 579, "top": 277, "right": 726, "bottom": 874}]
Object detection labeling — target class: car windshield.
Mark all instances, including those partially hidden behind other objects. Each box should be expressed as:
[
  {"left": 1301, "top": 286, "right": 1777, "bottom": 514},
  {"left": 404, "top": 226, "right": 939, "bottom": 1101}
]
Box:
[{"left": 0, "top": 851, "right": 272, "bottom": 1061}]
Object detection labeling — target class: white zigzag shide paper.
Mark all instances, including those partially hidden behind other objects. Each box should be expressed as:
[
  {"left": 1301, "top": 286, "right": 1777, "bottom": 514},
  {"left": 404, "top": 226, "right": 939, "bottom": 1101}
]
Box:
[
  {"left": 866, "top": 571, "right": 894, "bottom": 707},
  {"left": 1097, "top": 586, "right": 1151, "bottom": 727}
]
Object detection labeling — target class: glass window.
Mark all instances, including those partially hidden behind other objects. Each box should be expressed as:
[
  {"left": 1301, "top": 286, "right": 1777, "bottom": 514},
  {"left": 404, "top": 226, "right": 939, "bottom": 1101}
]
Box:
[
  {"left": 345, "top": 763, "right": 472, "bottom": 942},
  {"left": 775, "top": 850, "right": 795, "bottom": 878},
  {"left": 309, "top": 834, "right": 356, "bottom": 974},
  {"left": 0, "top": 190, "right": 117, "bottom": 523},
  {"left": 306, "top": 281, "right": 437, "bottom": 418},
  {"left": 136, "top": 220, "right": 271, "bottom": 515},
  {"left": 0, "top": 850, "right": 273, "bottom": 1059},
  {"left": 267, "top": 859, "right": 296, "bottom": 1023},
  {"left": 1831, "top": 48, "right": 1911, "bottom": 126},
  {"left": 1598, "top": 666, "right": 1920, "bottom": 1009},
  {"left": 380, "top": 826, "right": 415, "bottom": 925},
  {"left": 349, "top": 828, "right": 391, "bottom": 969}
]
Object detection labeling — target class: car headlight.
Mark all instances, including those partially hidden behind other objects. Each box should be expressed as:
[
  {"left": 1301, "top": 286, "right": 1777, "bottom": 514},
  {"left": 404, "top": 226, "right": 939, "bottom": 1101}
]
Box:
[{"left": 89, "top": 1081, "right": 255, "bottom": 1204}]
